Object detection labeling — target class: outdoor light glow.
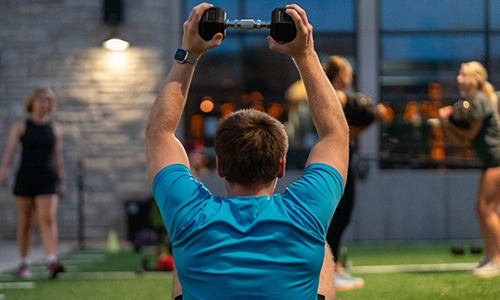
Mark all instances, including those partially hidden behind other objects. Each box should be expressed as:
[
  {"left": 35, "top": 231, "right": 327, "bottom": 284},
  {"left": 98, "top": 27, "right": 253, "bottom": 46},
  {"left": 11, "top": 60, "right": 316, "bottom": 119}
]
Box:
[
  {"left": 103, "top": 38, "right": 130, "bottom": 51},
  {"left": 200, "top": 99, "right": 214, "bottom": 113}
]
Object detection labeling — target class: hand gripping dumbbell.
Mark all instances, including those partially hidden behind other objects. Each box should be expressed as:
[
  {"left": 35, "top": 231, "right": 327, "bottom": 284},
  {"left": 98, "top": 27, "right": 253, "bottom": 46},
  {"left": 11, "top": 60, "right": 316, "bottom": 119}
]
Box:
[{"left": 199, "top": 7, "right": 296, "bottom": 43}]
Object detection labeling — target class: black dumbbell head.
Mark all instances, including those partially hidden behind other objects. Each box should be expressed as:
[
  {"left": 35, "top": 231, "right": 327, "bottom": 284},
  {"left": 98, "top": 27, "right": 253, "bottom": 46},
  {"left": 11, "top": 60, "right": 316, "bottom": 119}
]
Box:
[
  {"left": 449, "top": 99, "right": 473, "bottom": 129},
  {"left": 199, "top": 7, "right": 227, "bottom": 41},
  {"left": 344, "top": 92, "right": 375, "bottom": 127},
  {"left": 271, "top": 8, "right": 296, "bottom": 43}
]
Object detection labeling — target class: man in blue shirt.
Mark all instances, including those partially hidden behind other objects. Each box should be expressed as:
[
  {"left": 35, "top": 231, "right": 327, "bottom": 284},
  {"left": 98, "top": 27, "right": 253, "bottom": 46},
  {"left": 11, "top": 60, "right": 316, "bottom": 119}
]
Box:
[{"left": 145, "top": 3, "right": 349, "bottom": 299}]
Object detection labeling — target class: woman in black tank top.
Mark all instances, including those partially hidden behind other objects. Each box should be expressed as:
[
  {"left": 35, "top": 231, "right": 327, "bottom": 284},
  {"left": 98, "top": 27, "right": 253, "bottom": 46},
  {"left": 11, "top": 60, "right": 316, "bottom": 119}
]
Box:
[{"left": 0, "top": 88, "right": 66, "bottom": 279}]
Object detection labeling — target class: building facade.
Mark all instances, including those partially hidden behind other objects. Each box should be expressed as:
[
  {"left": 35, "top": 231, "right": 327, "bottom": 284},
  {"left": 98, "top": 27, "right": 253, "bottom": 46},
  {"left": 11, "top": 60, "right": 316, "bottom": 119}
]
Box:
[{"left": 1, "top": 0, "right": 494, "bottom": 242}]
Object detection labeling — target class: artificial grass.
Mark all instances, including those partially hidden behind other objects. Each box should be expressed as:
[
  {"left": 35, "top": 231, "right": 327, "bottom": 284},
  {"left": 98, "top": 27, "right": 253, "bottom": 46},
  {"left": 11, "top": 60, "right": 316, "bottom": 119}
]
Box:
[
  {"left": 342, "top": 242, "right": 483, "bottom": 266},
  {"left": 59, "top": 249, "right": 145, "bottom": 272},
  {"left": 336, "top": 242, "right": 500, "bottom": 300},
  {"left": 1, "top": 276, "right": 173, "bottom": 300},
  {"left": 336, "top": 272, "right": 500, "bottom": 300},
  {"left": 2, "top": 243, "right": 500, "bottom": 300}
]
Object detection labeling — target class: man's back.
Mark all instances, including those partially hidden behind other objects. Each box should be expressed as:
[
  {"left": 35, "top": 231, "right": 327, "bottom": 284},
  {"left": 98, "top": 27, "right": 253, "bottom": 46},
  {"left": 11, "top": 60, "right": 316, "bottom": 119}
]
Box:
[
  {"left": 153, "top": 163, "right": 344, "bottom": 299},
  {"left": 146, "top": 3, "right": 349, "bottom": 299}
]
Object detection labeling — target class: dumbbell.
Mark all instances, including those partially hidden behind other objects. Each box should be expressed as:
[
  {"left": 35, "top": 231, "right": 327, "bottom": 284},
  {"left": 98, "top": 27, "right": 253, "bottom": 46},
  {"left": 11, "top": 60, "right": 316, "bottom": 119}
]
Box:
[
  {"left": 449, "top": 99, "right": 473, "bottom": 129},
  {"left": 199, "top": 7, "right": 296, "bottom": 43}
]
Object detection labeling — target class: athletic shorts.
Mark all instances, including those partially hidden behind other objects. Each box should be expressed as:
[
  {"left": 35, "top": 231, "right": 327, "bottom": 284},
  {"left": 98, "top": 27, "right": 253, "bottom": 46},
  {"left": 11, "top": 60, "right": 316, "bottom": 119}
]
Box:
[{"left": 13, "top": 167, "right": 59, "bottom": 198}]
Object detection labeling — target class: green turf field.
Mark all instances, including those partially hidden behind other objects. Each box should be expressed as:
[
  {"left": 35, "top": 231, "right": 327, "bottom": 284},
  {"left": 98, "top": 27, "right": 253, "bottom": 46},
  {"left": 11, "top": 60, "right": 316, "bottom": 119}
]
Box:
[
  {"left": 336, "top": 243, "right": 500, "bottom": 300},
  {"left": 1, "top": 243, "right": 499, "bottom": 300}
]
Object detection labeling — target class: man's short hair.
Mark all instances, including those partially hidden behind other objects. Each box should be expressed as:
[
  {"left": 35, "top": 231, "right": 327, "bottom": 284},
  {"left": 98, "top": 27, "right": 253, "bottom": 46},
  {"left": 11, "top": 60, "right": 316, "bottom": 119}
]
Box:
[{"left": 214, "top": 109, "right": 288, "bottom": 187}]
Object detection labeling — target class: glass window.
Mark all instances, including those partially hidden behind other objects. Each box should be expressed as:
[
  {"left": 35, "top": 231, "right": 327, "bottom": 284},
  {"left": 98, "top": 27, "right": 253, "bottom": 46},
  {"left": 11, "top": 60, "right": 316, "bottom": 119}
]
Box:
[
  {"left": 245, "top": 0, "right": 355, "bottom": 32},
  {"left": 488, "top": 34, "right": 500, "bottom": 87},
  {"left": 183, "top": 1, "right": 356, "bottom": 169},
  {"left": 380, "top": 34, "right": 486, "bottom": 168},
  {"left": 382, "top": 35, "right": 485, "bottom": 61},
  {"left": 489, "top": 0, "right": 500, "bottom": 29},
  {"left": 381, "top": 0, "right": 484, "bottom": 31}
]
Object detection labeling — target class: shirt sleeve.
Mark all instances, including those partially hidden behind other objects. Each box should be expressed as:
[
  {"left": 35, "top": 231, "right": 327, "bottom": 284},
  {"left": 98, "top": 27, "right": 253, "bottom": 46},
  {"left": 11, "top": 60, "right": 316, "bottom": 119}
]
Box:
[
  {"left": 151, "top": 164, "right": 212, "bottom": 240},
  {"left": 472, "top": 92, "right": 493, "bottom": 121},
  {"left": 282, "top": 163, "right": 345, "bottom": 237}
]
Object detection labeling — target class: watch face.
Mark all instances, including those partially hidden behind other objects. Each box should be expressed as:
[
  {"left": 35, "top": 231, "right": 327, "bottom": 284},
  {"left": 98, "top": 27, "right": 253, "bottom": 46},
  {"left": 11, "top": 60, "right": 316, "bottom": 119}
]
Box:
[{"left": 175, "top": 49, "right": 188, "bottom": 62}]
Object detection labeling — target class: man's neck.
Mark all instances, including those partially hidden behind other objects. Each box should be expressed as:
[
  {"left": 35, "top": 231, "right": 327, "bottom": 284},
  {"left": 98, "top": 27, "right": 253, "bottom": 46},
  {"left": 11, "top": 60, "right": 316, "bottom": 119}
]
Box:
[{"left": 225, "top": 179, "right": 277, "bottom": 197}]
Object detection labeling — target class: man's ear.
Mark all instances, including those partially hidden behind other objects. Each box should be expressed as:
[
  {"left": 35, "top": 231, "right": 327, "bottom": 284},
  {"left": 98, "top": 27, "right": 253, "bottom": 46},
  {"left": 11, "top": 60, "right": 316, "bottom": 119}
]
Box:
[
  {"left": 276, "top": 157, "right": 286, "bottom": 179},
  {"left": 216, "top": 156, "right": 225, "bottom": 178}
]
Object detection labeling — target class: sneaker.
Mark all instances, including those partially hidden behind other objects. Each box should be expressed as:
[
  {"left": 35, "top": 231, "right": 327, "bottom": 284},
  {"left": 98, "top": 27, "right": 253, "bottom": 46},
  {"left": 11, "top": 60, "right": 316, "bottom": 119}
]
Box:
[
  {"left": 47, "top": 261, "right": 65, "bottom": 279},
  {"left": 334, "top": 272, "right": 355, "bottom": 291},
  {"left": 341, "top": 271, "right": 365, "bottom": 289},
  {"left": 334, "top": 271, "right": 364, "bottom": 291},
  {"left": 14, "top": 263, "right": 31, "bottom": 279},
  {"left": 472, "top": 260, "right": 500, "bottom": 278}
]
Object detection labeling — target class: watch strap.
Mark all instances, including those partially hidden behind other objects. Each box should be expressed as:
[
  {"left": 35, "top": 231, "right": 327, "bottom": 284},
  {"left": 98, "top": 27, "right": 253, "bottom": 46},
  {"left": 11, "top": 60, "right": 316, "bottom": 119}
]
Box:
[
  {"left": 184, "top": 52, "right": 198, "bottom": 66},
  {"left": 175, "top": 48, "right": 198, "bottom": 66}
]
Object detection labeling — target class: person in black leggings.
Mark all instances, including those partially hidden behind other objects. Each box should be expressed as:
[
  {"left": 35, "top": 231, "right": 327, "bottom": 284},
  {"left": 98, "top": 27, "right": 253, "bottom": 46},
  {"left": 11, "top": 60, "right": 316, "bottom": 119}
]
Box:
[
  {"left": 323, "top": 56, "right": 388, "bottom": 291},
  {"left": 0, "top": 87, "right": 66, "bottom": 279}
]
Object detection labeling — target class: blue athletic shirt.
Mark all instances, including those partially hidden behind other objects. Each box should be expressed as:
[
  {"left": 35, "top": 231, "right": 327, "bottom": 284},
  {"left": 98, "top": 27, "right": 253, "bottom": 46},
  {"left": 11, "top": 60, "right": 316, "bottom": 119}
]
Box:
[{"left": 152, "top": 163, "right": 344, "bottom": 300}]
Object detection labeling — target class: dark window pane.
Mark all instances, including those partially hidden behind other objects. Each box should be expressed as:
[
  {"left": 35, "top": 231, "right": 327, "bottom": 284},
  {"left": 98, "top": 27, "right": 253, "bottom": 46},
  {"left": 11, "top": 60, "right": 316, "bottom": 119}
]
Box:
[
  {"left": 490, "top": 0, "right": 500, "bottom": 29},
  {"left": 190, "top": 37, "right": 243, "bottom": 88},
  {"left": 488, "top": 34, "right": 500, "bottom": 87},
  {"left": 245, "top": 0, "right": 354, "bottom": 32},
  {"left": 382, "top": 35, "right": 485, "bottom": 61},
  {"left": 381, "top": 0, "right": 484, "bottom": 31}
]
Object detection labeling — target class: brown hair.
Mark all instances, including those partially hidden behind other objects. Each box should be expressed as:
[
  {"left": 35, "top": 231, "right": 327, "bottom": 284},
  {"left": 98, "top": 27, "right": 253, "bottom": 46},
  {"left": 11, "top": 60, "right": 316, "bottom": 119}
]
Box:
[
  {"left": 214, "top": 109, "right": 288, "bottom": 187},
  {"left": 25, "top": 87, "right": 57, "bottom": 113},
  {"left": 323, "top": 56, "right": 350, "bottom": 81},
  {"left": 462, "top": 61, "right": 499, "bottom": 124}
]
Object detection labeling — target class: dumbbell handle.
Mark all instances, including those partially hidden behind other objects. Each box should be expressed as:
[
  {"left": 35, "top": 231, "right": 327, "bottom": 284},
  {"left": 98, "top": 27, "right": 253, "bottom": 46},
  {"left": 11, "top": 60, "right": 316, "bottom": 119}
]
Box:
[
  {"left": 199, "top": 7, "right": 296, "bottom": 43},
  {"left": 225, "top": 19, "right": 271, "bottom": 30}
]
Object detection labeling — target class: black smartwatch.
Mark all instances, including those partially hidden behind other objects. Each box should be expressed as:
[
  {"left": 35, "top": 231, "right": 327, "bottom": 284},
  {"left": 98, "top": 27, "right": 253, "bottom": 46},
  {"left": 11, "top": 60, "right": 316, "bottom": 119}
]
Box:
[{"left": 174, "top": 48, "right": 198, "bottom": 66}]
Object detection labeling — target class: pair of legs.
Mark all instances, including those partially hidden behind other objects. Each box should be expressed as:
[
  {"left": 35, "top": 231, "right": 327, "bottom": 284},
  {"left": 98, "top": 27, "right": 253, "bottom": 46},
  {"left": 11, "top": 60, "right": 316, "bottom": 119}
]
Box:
[
  {"left": 327, "top": 167, "right": 355, "bottom": 272},
  {"left": 16, "top": 194, "right": 60, "bottom": 261},
  {"left": 172, "top": 244, "right": 336, "bottom": 300},
  {"left": 476, "top": 166, "right": 500, "bottom": 262}
]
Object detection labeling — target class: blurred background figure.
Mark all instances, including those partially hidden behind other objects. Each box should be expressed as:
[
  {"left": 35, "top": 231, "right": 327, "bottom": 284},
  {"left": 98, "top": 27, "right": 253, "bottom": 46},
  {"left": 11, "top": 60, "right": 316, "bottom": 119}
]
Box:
[
  {"left": 0, "top": 87, "right": 66, "bottom": 279},
  {"left": 438, "top": 61, "right": 500, "bottom": 278},
  {"left": 285, "top": 55, "right": 391, "bottom": 291},
  {"left": 184, "top": 140, "right": 208, "bottom": 180}
]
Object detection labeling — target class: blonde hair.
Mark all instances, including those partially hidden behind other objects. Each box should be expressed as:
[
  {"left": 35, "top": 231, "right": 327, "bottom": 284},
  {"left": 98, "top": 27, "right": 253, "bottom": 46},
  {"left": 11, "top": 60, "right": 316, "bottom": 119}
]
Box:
[
  {"left": 462, "top": 61, "right": 499, "bottom": 125},
  {"left": 25, "top": 87, "right": 57, "bottom": 113}
]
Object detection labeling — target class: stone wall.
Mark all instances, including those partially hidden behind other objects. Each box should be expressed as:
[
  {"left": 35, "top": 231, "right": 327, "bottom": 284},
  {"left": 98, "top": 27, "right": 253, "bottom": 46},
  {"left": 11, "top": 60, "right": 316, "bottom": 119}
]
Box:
[{"left": 0, "top": 0, "right": 182, "bottom": 239}]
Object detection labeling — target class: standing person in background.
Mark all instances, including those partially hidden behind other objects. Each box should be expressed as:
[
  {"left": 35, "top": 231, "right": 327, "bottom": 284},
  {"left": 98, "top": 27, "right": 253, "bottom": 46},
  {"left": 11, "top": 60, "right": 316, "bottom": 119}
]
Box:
[
  {"left": 439, "top": 61, "right": 500, "bottom": 278},
  {"left": 324, "top": 56, "right": 388, "bottom": 291},
  {"left": 0, "top": 87, "right": 66, "bottom": 279},
  {"left": 183, "top": 141, "right": 207, "bottom": 180}
]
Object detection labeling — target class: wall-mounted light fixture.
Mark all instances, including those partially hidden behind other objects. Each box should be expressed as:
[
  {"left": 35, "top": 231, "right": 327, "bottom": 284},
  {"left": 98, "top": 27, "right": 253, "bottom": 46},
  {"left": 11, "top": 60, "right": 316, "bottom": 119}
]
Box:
[
  {"left": 103, "top": 32, "right": 130, "bottom": 51},
  {"left": 102, "top": 0, "right": 129, "bottom": 51}
]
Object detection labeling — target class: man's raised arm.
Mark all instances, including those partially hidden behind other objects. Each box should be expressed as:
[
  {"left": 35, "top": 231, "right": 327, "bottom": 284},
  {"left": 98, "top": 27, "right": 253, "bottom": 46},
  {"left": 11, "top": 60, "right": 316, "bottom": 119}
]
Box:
[
  {"left": 145, "top": 3, "right": 223, "bottom": 185},
  {"left": 268, "top": 5, "right": 349, "bottom": 183}
]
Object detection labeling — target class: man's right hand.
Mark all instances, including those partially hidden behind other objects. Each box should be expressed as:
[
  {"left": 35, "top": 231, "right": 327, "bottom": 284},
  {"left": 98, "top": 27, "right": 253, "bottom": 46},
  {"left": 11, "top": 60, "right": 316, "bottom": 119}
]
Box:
[
  {"left": 267, "top": 4, "right": 314, "bottom": 61},
  {"left": 182, "top": 3, "right": 224, "bottom": 59}
]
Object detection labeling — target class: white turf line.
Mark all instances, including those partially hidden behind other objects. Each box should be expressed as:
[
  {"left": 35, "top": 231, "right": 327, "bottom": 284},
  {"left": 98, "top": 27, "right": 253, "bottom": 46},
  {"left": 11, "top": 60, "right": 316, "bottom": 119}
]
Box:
[
  {"left": 0, "top": 282, "right": 36, "bottom": 289},
  {"left": 58, "top": 271, "right": 173, "bottom": 280},
  {"left": 349, "top": 262, "right": 477, "bottom": 274}
]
